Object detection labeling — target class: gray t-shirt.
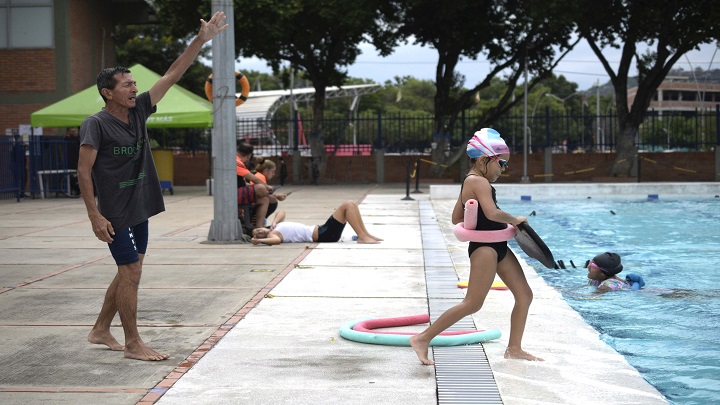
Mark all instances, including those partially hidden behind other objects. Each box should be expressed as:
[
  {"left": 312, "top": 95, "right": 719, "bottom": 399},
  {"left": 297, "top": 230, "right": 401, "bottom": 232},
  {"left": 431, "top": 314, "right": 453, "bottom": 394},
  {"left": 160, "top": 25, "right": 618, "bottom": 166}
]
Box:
[{"left": 80, "top": 91, "right": 165, "bottom": 229}]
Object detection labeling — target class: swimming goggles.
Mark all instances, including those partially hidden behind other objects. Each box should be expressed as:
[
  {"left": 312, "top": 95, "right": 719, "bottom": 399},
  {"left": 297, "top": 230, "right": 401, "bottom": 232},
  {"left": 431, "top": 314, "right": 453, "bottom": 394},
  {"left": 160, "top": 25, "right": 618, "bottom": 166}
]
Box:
[
  {"left": 589, "top": 260, "right": 612, "bottom": 276},
  {"left": 490, "top": 156, "right": 508, "bottom": 169}
]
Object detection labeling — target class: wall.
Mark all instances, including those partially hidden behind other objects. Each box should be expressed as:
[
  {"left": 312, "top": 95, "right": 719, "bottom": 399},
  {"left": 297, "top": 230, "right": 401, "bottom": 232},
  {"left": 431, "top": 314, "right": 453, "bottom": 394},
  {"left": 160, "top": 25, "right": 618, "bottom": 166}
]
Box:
[
  {"left": 0, "top": 0, "right": 115, "bottom": 134},
  {"left": 171, "top": 151, "right": 717, "bottom": 185},
  {"left": 173, "top": 152, "right": 211, "bottom": 186}
]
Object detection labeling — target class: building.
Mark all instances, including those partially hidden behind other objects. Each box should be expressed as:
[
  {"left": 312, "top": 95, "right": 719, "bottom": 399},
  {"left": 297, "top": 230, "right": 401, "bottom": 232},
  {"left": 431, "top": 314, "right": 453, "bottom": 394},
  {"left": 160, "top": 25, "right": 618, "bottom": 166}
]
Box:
[
  {"left": 0, "top": 0, "right": 155, "bottom": 135},
  {"left": 627, "top": 75, "right": 720, "bottom": 114}
]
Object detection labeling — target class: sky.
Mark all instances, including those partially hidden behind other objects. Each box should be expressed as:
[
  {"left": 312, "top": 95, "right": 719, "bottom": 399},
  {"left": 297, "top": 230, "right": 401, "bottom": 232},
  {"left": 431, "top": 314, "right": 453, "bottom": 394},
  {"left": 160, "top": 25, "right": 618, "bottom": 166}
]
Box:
[{"left": 234, "top": 40, "right": 720, "bottom": 92}]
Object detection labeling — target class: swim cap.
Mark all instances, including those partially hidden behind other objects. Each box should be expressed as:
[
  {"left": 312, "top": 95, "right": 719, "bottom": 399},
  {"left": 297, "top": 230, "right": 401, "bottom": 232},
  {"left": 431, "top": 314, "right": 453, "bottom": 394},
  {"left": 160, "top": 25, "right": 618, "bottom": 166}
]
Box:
[
  {"left": 592, "top": 252, "right": 623, "bottom": 276},
  {"left": 466, "top": 128, "right": 510, "bottom": 158}
]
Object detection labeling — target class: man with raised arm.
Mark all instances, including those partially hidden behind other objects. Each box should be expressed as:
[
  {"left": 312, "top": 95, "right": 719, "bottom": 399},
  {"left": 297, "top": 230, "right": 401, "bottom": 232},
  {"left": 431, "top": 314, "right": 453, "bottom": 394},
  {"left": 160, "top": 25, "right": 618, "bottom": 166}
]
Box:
[{"left": 77, "top": 12, "right": 228, "bottom": 361}]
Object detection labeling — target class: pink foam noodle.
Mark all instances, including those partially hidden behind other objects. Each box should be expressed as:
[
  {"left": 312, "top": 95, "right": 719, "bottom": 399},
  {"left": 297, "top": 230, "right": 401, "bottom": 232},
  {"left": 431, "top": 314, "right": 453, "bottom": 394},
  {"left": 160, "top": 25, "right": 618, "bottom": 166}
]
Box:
[
  {"left": 463, "top": 199, "right": 479, "bottom": 230},
  {"left": 351, "top": 314, "right": 479, "bottom": 336},
  {"left": 453, "top": 199, "right": 516, "bottom": 242}
]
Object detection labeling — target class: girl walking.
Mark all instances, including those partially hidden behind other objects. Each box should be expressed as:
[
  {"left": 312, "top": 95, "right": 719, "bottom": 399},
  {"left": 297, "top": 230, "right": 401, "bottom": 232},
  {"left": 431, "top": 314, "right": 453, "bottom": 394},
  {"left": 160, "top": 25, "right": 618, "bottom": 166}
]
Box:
[{"left": 409, "top": 128, "right": 544, "bottom": 364}]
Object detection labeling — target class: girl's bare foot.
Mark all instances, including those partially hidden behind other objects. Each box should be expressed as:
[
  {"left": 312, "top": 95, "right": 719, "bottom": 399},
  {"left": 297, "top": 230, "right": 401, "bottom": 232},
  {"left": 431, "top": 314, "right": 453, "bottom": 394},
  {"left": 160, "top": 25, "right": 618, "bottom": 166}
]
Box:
[
  {"left": 504, "top": 346, "right": 544, "bottom": 361},
  {"left": 370, "top": 234, "right": 383, "bottom": 241},
  {"left": 88, "top": 329, "right": 124, "bottom": 351},
  {"left": 124, "top": 341, "right": 169, "bottom": 361},
  {"left": 356, "top": 236, "right": 380, "bottom": 244},
  {"left": 409, "top": 335, "right": 434, "bottom": 365}
]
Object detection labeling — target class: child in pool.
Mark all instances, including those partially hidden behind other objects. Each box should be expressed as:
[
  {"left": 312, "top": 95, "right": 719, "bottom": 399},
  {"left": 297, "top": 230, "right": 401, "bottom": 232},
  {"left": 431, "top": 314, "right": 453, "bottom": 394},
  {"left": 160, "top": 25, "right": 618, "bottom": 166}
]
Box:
[
  {"left": 409, "top": 128, "right": 544, "bottom": 365},
  {"left": 587, "top": 252, "right": 632, "bottom": 293}
]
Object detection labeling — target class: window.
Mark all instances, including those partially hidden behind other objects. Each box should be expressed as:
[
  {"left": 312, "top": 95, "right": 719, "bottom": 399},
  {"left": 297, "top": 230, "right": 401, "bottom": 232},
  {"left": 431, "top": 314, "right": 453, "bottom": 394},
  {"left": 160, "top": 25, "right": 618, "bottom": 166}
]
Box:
[
  {"left": 681, "top": 91, "right": 697, "bottom": 102},
  {"left": 663, "top": 91, "right": 679, "bottom": 101},
  {"left": 1, "top": 0, "right": 53, "bottom": 49}
]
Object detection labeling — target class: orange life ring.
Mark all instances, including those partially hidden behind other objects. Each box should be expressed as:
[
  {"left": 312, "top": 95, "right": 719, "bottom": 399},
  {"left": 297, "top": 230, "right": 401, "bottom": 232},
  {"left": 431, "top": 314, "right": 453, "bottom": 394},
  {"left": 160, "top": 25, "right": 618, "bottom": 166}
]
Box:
[{"left": 204, "top": 71, "right": 250, "bottom": 107}]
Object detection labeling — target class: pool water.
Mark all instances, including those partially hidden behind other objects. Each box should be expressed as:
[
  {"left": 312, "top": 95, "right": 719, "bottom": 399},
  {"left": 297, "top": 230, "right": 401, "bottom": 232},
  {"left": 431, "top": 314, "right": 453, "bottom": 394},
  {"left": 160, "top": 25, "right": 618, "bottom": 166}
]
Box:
[{"left": 500, "top": 197, "right": 720, "bottom": 405}]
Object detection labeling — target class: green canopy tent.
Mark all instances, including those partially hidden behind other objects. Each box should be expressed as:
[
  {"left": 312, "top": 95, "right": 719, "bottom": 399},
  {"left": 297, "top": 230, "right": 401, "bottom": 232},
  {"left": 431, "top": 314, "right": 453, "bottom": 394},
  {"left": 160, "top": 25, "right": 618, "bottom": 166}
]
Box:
[
  {"left": 29, "top": 64, "right": 213, "bottom": 194},
  {"left": 30, "top": 64, "right": 212, "bottom": 128}
]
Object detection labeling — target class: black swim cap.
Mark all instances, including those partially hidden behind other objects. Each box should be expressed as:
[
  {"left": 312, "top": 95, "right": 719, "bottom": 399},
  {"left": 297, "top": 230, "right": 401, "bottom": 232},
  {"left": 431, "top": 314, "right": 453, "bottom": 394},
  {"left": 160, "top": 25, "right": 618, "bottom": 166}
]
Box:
[{"left": 592, "top": 252, "right": 623, "bottom": 276}]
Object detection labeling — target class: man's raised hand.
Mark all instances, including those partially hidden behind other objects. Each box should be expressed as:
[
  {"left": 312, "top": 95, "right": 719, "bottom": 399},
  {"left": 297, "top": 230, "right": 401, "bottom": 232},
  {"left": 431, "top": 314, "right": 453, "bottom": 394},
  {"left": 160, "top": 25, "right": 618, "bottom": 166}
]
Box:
[{"left": 198, "top": 11, "right": 229, "bottom": 43}]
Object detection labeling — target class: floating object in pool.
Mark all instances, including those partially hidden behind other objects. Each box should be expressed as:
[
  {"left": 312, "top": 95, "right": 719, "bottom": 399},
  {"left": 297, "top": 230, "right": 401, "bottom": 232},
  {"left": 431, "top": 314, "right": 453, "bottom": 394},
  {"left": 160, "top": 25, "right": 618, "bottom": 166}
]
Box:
[
  {"left": 454, "top": 199, "right": 556, "bottom": 269},
  {"left": 529, "top": 210, "right": 536, "bottom": 216},
  {"left": 625, "top": 273, "right": 645, "bottom": 290},
  {"left": 557, "top": 260, "right": 566, "bottom": 269},
  {"left": 610, "top": 210, "right": 616, "bottom": 215},
  {"left": 569, "top": 260, "right": 577, "bottom": 268},
  {"left": 457, "top": 280, "right": 508, "bottom": 290},
  {"left": 339, "top": 314, "right": 501, "bottom": 346}
]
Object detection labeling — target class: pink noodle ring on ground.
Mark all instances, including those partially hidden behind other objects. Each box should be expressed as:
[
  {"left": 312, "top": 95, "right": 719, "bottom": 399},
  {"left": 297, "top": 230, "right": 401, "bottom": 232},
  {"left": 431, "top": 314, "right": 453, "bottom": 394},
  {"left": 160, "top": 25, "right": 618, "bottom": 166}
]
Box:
[
  {"left": 453, "top": 199, "right": 517, "bottom": 242},
  {"left": 340, "top": 314, "right": 501, "bottom": 346}
]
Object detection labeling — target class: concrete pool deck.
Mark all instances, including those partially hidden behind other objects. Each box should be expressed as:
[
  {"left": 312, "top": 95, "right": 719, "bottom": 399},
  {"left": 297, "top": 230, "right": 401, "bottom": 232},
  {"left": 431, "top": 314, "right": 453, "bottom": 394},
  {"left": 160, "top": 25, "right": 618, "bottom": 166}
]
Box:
[{"left": 0, "top": 184, "right": 670, "bottom": 404}]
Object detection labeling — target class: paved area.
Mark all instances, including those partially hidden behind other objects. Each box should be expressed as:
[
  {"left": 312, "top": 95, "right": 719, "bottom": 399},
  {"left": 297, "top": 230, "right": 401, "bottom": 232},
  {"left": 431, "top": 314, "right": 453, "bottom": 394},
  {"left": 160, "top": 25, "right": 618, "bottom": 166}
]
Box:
[{"left": 0, "top": 184, "right": 667, "bottom": 404}]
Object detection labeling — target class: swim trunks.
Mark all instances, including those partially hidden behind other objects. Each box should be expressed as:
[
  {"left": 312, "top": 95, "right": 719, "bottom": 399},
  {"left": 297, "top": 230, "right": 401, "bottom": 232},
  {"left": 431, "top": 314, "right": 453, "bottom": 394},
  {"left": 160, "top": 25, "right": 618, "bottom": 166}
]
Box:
[{"left": 107, "top": 220, "right": 149, "bottom": 266}]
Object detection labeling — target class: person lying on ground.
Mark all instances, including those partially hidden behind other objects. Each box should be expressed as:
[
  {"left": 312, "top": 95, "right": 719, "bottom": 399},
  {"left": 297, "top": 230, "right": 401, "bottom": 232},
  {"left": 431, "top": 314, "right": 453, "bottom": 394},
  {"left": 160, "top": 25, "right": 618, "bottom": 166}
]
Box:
[{"left": 251, "top": 201, "right": 382, "bottom": 245}]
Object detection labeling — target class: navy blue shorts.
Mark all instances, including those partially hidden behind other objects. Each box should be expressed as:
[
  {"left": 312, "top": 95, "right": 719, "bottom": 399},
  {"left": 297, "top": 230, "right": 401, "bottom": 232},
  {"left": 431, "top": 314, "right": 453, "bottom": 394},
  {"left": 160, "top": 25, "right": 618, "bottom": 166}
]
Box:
[{"left": 108, "top": 220, "right": 149, "bottom": 266}]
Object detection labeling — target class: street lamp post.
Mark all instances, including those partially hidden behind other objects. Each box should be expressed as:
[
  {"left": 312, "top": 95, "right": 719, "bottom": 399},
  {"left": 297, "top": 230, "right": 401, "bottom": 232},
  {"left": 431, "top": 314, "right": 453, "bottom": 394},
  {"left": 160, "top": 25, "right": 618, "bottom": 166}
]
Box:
[{"left": 522, "top": 57, "right": 529, "bottom": 183}]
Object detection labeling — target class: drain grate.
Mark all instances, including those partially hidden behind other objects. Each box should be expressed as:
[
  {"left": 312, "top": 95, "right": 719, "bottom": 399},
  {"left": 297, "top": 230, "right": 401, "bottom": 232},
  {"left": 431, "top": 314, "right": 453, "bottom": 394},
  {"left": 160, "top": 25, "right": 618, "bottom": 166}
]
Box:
[{"left": 419, "top": 201, "right": 503, "bottom": 405}]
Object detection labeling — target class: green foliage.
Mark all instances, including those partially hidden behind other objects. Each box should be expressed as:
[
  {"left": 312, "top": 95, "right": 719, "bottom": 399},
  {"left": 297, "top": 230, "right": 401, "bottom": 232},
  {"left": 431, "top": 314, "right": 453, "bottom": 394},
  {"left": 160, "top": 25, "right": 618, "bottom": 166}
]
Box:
[
  {"left": 114, "top": 24, "right": 211, "bottom": 98},
  {"left": 575, "top": 0, "right": 720, "bottom": 174}
]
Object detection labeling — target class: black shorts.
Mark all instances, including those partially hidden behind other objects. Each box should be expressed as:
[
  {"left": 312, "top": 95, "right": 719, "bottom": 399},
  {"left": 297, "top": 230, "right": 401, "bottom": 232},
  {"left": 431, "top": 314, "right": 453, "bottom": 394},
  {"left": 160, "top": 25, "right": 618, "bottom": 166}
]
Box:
[
  {"left": 469, "top": 241, "right": 508, "bottom": 263},
  {"left": 317, "top": 215, "right": 346, "bottom": 243}
]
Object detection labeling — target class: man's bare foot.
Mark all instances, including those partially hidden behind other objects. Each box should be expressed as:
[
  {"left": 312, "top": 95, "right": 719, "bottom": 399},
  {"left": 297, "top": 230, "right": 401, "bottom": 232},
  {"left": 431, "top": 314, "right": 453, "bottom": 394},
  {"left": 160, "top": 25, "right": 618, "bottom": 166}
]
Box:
[
  {"left": 88, "top": 329, "right": 124, "bottom": 351},
  {"left": 504, "top": 346, "right": 544, "bottom": 361},
  {"left": 409, "top": 335, "right": 434, "bottom": 365},
  {"left": 356, "top": 236, "right": 380, "bottom": 244},
  {"left": 124, "top": 341, "right": 169, "bottom": 361}
]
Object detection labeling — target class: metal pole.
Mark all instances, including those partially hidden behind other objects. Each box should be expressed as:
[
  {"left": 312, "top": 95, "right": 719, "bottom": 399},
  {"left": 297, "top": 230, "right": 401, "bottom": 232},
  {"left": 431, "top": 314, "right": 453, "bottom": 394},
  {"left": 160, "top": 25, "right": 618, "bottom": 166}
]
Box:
[
  {"left": 412, "top": 158, "right": 422, "bottom": 193},
  {"left": 521, "top": 55, "right": 530, "bottom": 183},
  {"left": 596, "top": 80, "right": 601, "bottom": 151},
  {"left": 401, "top": 160, "right": 414, "bottom": 200},
  {"left": 207, "top": 0, "right": 242, "bottom": 242}
]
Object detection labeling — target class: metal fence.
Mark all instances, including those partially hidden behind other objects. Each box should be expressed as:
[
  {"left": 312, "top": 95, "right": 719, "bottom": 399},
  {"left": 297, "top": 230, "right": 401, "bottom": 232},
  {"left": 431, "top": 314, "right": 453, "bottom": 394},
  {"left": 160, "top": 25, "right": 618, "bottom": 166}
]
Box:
[
  {"left": 237, "top": 106, "right": 720, "bottom": 156},
  {"left": 0, "top": 136, "right": 26, "bottom": 201},
  {"left": 0, "top": 135, "right": 75, "bottom": 200},
  {"left": 3, "top": 107, "right": 718, "bottom": 200}
]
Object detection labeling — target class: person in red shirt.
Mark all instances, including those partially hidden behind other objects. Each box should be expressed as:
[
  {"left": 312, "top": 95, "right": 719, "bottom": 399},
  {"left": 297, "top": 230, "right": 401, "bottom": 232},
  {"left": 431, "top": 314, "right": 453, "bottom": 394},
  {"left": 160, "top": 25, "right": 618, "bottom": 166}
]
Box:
[{"left": 236, "top": 143, "right": 270, "bottom": 229}]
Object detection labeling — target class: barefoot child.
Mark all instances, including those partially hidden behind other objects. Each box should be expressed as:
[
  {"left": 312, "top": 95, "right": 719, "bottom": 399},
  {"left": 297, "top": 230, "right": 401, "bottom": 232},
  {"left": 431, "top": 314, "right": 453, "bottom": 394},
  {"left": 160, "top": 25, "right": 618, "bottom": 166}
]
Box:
[{"left": 409, "top": 128, "right": 544, "bottom": 365}]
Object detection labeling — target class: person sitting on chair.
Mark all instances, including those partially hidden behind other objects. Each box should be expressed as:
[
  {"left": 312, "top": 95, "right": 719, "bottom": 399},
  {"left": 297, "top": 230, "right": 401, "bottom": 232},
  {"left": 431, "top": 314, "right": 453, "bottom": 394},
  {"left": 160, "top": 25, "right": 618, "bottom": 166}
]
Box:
[
  {"left": 236, "top": 142, "right": 270, "bottom": 229},
  {"left": 252, "top": 158, "right": 288, "bottom": 219}
]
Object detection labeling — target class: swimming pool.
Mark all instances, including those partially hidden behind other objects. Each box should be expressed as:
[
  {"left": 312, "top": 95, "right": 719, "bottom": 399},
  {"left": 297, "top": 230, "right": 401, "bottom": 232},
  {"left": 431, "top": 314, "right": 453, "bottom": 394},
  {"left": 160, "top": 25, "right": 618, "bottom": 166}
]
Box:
[{"left": 499, "top": 197, "right": 720, "bottom": 405}]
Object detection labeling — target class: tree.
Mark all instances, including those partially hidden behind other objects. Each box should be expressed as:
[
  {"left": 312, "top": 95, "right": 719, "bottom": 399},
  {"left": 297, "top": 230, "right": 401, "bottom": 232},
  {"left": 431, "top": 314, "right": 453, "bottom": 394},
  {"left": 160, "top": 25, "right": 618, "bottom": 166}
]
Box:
[
  {"left": 152, "top": 0, "right": 395, "bottom": 180},
  {"left": 576, "top": 0, "right": 720, "bottom": 177},
  {"left": 114, "top": 24, "right": 211, "bottom": 98},
  {"left": 385, "top": 0, "right": 579, "bottom": 176}
]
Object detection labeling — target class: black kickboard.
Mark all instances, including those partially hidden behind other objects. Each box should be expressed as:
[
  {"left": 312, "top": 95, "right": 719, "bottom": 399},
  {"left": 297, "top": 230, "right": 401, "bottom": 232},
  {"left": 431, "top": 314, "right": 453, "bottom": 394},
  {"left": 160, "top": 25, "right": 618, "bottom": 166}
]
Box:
[{"left": 515, "top": 222, "right": 555, "bottom": 269}]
